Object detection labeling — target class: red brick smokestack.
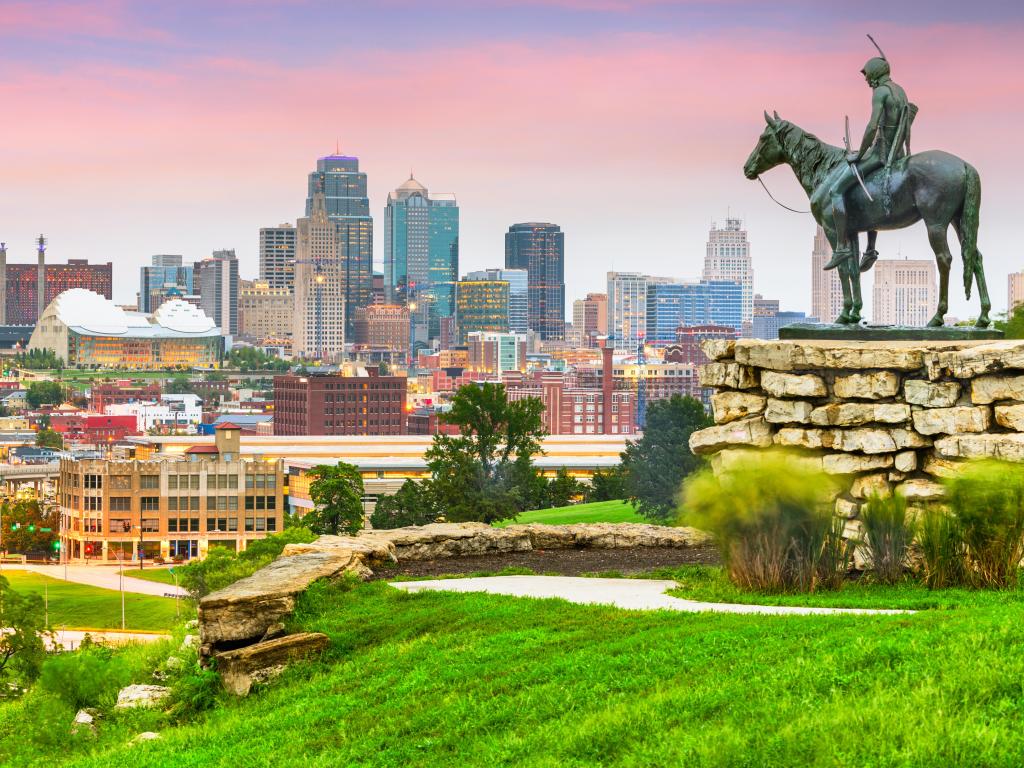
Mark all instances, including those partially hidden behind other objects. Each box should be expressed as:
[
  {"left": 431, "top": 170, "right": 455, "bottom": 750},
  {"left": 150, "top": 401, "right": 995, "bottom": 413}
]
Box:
[{"left": 600, "top": 337, "right": 613, "bottom": 434}]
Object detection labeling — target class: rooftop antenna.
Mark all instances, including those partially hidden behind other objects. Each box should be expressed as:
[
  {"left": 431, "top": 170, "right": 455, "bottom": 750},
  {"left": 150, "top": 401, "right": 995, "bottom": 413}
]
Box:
[
  {"left": 866, "top": 34, "right": 887, "bottom": 61},
  {"left": 335, "top": 138, "right": 340, "bottom": 154}
]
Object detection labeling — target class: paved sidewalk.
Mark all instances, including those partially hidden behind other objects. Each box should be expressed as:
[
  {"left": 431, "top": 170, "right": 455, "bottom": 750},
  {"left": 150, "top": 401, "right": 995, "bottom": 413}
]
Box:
[
  {"left": 2, "top": 563, "right": 186, "bottom": 597},
  {"left": 391, "top": 576, "right": 912, "bottom": 616},
  {"left": 48, "top": 628, "right": 171, "bottom": 651}
]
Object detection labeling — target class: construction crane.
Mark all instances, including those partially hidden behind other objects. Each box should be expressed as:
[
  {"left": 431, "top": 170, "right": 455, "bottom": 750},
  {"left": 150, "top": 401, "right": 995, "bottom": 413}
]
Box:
[{"left": 636, "top": 332, "right": 648, "bottom": 429}]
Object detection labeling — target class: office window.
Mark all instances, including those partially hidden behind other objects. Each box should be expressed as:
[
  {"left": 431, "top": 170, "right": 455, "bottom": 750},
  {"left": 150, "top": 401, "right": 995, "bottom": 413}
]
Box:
[
  {"left": 141, "top": 475, "right": 159, "bottom": 489},
  {"left": 141, "top": 497, "right": 160, "bottom": 511},
  {"left": 109, "top": 496, "right": 132, "bottom": 512}
]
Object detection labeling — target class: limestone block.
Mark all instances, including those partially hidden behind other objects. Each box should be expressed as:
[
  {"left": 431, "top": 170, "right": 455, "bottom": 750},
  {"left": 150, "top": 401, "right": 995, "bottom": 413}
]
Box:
[
  {"left": 760, "top": 371, "right": 827, "bottom": 398},
  {"left": 850, "top": 473, "right": 892, "bottom": 499},
  {"left": 934, "top": 433, "right": 1024, "bottom": 462},
  {"left": 821, "top": 453, "right": 893, "bottom": 475},
  {"left": 921, "top": 454, "right": 963, "bottom": 478},
  {"left": 216, "top": 632, "right": 330, "bottom": 696},
  {"left": 698, "top": 362, "right": 759, "bottom": 390},
  {"left": 894, "top": 450, "right": 918, "bottom": 473},
  {"left": 701, "top": 339, "right": 735, "bottom": 361},
  {"left": 971, "top": 374, "right": 1024, "bottom": 405},
  {"left": 558, "top": 523, "right": 712, "bottom": 549},
  {"left": 896, "top": 479, "right": 946, "bottom": 501},
  {"left": 688, "top": 417, "right": 772, "bottom": 455},
  {"left": 904, "top": 380, "right": 960, "bottom": 408},
  {"left": 115, "top": 685, "right": 170, "bottom": 710},
  {"left": 832, "top": 371, "right": 900, "bottom": 400},
  {"left": 835, "top": 428, "right": 930, "bottom": 454},
  {"left": 912, "top": 406, "right": 991, "bottom": 436},
  {"left": 995, "top": 404, "right": 1024, "bottom": 431},
  {"left": 926, "top": 341, "right": 1024, "bottom": 380},
  {"left": 888, "top": 472, "right": 907, "bottom": 483},
  {"left": 835, "top": 497, "right": 859, "bottom": 518},
  {"left": 735, "top": 340, "right": 926, "bottom": 371},
  {"left": 773, "top": 427, "right": 833, "bottom": 450},
  {"left": 711, "top": 391, "right": 767, "bottom": 424},
  {"left": 809, "top": 402, "right": 910, "bottom": 427},
  {"left": 764, "top": 398, "right": 814, "bottom": 424}
]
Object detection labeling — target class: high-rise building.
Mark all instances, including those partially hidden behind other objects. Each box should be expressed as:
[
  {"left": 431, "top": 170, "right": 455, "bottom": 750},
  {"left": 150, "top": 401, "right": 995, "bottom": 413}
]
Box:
[
  {"left": 293, "top": 189, "right": 347, "bottom": 361},
  {"left": 196, "top": 249, "right": 239, "bottom": 336},
  {"left": 466, "top": 331, "right": 526, "bottom": 375},
  {"left": 383, "top": 176, "right": 459, "bottom": 340},
  {"left": 455, "top": 278, "right": 510, "bottom": 343},
  {"left": 353, "top": 304, "right": 410, "bottom": 359},
  {"left": 810, "top": 226, "right": 844, "bottom": 324},
  {"left": 273, "top": 369, "right": 407, "bottom": 436},
  {"left": 607, "top": 272, "right": 667, "bottom": 351},
  {"left": 645, "top": 281, "right": 743, "bottom": 344},
  {"left": 465, "top": 268, "right": 528, "bottom": 334},
  {"left": 5, "top": 254, "right": 113, "bottom": 326},
  {"left": 872, "top": 259, "right": 938, "bottom": 326},
  {"left": 1008, "top": 271, "right": 1024, "bottom": 314},
  {"left": 238, "top": 280, "right": 293, "bottom": 342},
  {"left": 572, "top": 293, "right": 607, "bottom": 348},
  {"left": 306, "top": 155, "right": 373, "bottom": 334},
  {"left": 259, "top": 225, "right": 297, "bottom": 291},
  {"left": 703, "top": 217, "right": 754, "bottom": 324},
  {"left": 505, "top": 223, "right": 565, "bottom": 340},
  {"left": 140, "top": 255, "right": 194, "bottom": 313}
]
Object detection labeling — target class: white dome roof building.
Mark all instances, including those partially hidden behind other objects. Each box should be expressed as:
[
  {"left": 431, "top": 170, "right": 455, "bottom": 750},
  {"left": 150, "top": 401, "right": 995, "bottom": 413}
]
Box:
[{"left": 29, "top": 290, "right": 224, "bottom": 369}]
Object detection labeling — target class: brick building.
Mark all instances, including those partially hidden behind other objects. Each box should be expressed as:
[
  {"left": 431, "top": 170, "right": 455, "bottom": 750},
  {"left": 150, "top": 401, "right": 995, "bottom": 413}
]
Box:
[
  {"left": 90, "top": 381, "right": 162, "bottom": 412},
  {"left": 49, "top": 413, "right": 141, "bottom": 444},
  {"left": 5, "top": 260, "right": 113, "bottom": 325},
  {"left": 273, "top": 369, "right": 407, "bottom": 436},
  {"left": 353, "top": 304, "right": 410, "bottom": 358}
]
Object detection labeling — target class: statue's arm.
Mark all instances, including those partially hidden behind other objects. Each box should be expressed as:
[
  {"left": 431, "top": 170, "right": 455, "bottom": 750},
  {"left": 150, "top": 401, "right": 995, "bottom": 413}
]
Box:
[{"left": 857, "top": 88, "right": 887, "bottom": 157}]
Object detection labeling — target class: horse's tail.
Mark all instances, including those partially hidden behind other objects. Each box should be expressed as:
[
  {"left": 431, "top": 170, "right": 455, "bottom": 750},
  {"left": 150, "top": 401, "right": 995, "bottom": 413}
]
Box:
[{"left": 960, "top": 163, "right": 982, "bottom": 300}]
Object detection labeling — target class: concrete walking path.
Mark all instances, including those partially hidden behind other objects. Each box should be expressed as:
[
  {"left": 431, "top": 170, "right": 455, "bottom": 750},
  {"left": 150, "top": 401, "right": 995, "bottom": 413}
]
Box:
[
  {"left": 47, "top": 628, "right": 172, "bottom": 651},
  {"left": 2, "top": 563, "right": 186, "bottom": 597},
  {"left": 391, "top": 575, "right": 913, "bottom": 616}
]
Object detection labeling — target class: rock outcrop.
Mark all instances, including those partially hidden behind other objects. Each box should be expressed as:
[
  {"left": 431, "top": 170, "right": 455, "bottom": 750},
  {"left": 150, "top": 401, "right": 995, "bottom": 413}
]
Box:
[
  {"left": 217, "top": 632, "right": 330, "bottom": 696},
  {"left": 114, "top": 685, "right": 170, "bottom": 710}
]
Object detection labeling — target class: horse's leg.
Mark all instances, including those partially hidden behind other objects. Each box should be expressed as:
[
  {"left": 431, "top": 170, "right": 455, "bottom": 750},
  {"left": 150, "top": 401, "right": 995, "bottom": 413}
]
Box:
[
  {"left": 817, "top": 218, "right": 852, "bottom": 323},
  {"left": 926, "top": 223, "right": 953, "bottom": 327}
]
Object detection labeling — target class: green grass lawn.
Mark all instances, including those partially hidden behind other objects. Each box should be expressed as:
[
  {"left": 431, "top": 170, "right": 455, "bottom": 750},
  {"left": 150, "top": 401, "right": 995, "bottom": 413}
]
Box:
[
  {"left": 7, "top": 576, "right": 1024, "bottom": 766},
  {"left": 497, "top": 499, "right": 646, "bottom": 526},
  {"left": 1, "top": 571, "right": 184, "bottom": 631},
  {"left": 123, "top": 567, "right": 180, "bottom": 586}
]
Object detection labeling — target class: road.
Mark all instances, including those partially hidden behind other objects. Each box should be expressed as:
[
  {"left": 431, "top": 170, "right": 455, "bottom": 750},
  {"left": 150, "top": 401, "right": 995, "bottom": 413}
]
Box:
[
  {"left": 2, "top": 563, "right": 187, "bottom": 597},
  {"left": 47, "top": 628, "right": 172, "bottom": 650}
]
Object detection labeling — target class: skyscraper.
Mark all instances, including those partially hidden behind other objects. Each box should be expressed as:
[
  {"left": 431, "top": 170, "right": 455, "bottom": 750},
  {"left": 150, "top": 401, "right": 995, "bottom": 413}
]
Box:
[
  {"left": 140, "top": 254, "right": 194, "bottom": 313},
  {"left": 306, "top": 155, "right": 373, "bottom": 335},
  {"left": 464, "top": 268, "right": 528, "bottom": 334},
  {"left": 384, "top": 176, "right": 459, "bottom": 340},
  {"left": 703, "top": 217, "right": 754, "bottom": 324},
  {"left": 455, "top": 278, "right": 510, "bottom": 343},
  {"left": 811, "top": 226, "right": 844, "bottom": 324},
  {"left": 1008, "top": 271, "right": 1024, "bottom": 314},
  {"left": 259, "top": 224, "right": 297, "bottom": 291},
  {"left": 505, "top": 223, "right": 565, "bottom": 340},
  {"left": 607, "top": 272, "right": 650, "bottom": 351},
  {"left": 196, "top": 249, "right": 239, "bottom": 335},
  {"left": 293, "top": 189, "right": 348, "bottom": 361},
  {"left": 4, "top": 248, "right": 112, "bottom": 326},
  {"left": 572, "top": 293, "right": 607, "bottom": 348},
  {"left": 645, "top": 281, "right": 743, "bottom": 344},
  {"left": 872, "top": 259, "right": 938, "bottom": 326}
]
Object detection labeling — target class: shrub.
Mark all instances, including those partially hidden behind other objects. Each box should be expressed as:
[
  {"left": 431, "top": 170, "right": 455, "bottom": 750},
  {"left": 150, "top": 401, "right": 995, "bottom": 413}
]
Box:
[
  {"left": 817, "top": 516, "right": 855, "bottom": 591},
  {"left": 859, "top": 493, "right": 916, "bottom": 585},
  {"left": 370, "top": 481, "right": 437, "bottom": 530},
  {"left": 39, "top": 645, "right": 133, "bottom": 709},
  {"left": 945, "top": 460, "right": 1024, "bottom": 588},
  {"left": 680, "top": 452, "right": 839, "bottom": 592},
  {"left": 917, "top": 508, "right": 967, "bottom": 589}
]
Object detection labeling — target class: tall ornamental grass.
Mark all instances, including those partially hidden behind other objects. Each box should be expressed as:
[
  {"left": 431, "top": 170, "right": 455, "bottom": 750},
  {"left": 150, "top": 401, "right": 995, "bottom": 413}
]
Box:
[
  {"left": 917, "top": 508, "right": 967, "bottom": 589},
  {"left": 944, "top": 460, "right": 1024, "bottom": 589},
  {"left": 859, "top": 493, "right": 916, "bottom": 585},
  {"left": 680, "top": 452, "right": 841, "bottom": 593}
]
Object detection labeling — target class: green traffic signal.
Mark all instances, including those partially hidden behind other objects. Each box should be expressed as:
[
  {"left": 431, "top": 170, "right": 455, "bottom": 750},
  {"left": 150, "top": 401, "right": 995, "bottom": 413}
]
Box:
[{"left": 52, "top": 541, "right": 61, "bottom": 551}]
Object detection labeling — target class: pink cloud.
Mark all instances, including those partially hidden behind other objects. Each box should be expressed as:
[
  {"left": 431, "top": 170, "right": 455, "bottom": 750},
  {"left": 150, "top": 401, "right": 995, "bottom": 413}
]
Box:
[{"left": 0, "top": 0, "right": 172, "bottom": 41}]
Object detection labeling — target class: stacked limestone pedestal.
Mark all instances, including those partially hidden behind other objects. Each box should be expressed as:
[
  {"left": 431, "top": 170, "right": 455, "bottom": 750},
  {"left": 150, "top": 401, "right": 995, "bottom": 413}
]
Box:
[{"left": 689, "top": 338, "right": 1024, "bottom": 517}]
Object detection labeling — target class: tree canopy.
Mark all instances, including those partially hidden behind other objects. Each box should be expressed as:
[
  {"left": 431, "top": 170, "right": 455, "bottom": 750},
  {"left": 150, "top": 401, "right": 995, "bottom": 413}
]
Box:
[
  {"left": 227, "top": 347, "right": 290, "bottom": 372},
  {"left": 306, "top": 462, "right": 366, "bottom": 536},
  {"left": 621, "top": 394, "right": 711, "bottom": 523},
  {"left": 35, "top": 428, "right": 63, "bottom": 450},
  {"left": 0, "top": 575, "right": 49, "bottom": 685},
  {"left": 25, "top": 381, "right": 64, "bottom": 409},
  {"left": 369, "top": 480, "right": 437, "bottom": 530},
  {"left": 2, "top": 499, "right": 58, "bottom": 554}
]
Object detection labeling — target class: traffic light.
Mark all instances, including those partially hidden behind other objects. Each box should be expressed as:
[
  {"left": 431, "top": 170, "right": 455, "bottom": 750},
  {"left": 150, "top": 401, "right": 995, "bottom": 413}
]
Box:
[
  {"left": 52, "top": 541, "right": 61, "bottom": 551},
  {"left": 10, "top": 522, "right": 19, "bottom": 531},
  {"left": 28, "top": 524, "right": 35, "bottom": 533},
  {"left": 85, "top": 543, "right": 93, "bottom": 556}
]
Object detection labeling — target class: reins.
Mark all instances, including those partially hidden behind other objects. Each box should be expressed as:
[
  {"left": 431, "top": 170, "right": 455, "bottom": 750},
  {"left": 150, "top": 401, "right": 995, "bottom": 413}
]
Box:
[{"left": 757, "top": 176, "right": 810, "bottom": 214}]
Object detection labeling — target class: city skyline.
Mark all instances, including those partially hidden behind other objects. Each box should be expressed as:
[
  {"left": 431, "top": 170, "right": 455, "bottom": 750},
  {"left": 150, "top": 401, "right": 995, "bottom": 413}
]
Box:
[{"left": 2, "top": 3, "right": 1022, "bottom": 320}]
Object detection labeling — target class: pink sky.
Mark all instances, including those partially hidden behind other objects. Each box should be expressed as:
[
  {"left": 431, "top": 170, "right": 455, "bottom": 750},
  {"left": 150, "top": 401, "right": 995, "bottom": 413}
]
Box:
[{"left": 1, "top": 2, "right": 1022, "bottom": 319}]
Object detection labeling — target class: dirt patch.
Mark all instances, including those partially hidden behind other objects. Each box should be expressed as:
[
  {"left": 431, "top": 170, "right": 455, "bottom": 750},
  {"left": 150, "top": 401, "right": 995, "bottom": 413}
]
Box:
[{"left": 370, "top": 544, "right": 720, "bottom": 580}]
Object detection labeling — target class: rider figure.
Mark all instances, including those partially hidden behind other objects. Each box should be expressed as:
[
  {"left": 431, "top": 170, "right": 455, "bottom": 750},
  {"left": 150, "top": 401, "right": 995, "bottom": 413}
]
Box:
[{"left": 823, "top": 55, "right": 912, "bottom": 271}]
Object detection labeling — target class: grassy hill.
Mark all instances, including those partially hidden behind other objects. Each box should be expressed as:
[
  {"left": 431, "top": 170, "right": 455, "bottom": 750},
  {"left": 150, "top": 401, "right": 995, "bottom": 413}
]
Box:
[
  {"left": 5, "top": 576, "right": 1024, "bottom": 766},
  {"left": 497, "top": 499, "right": 645, "bottom": 527}
]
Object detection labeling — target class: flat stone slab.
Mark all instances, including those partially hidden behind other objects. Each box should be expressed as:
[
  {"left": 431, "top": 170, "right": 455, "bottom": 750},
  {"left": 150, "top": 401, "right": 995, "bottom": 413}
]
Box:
[
  {"left": 779, "top": 323, "right": 1003, "bottom": 341},
  {"left": 391, "top": 576, "right": 911, "bottom": 616}
]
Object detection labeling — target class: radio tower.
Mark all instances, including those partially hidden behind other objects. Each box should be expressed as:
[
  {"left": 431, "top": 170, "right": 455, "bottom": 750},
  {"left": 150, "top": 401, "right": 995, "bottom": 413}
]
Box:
[{"left": 636, "top": 333, "right": 648, "bottom": 429}]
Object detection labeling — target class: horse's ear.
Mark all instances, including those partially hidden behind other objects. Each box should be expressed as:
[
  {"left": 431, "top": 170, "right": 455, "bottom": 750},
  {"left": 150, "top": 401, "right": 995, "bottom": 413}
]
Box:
[
  {"left": 773, "top": 110, "right": 780, "bottom": 120},
  {"left": 764, "top": 110, "right": 773, "bottom": 125}
]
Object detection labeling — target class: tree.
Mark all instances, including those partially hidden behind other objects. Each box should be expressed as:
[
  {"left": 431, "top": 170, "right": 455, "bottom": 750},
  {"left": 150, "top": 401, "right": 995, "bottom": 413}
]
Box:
[
  {"left": 12, "top": 349, "right": 62, "bottom": 370},
  {"left": 546, "top": 467, "right": 583, "bottom": 508},
  {"left": 621, "top": 395, "right": 711, "bottom": 523},
  {"left": 370, "top": 480, "right": 437, "bottom": 529},
  {"left": 996, "top": 305, "right": 1024, "bottom": 339},
  {"left": 25, "top": 381, "right": 64, "bottom": 409},
  {"left": 586, "top": 466, "right": 627, "bottom": 502},
  {"left": 306, "top": 462, "right": 366, "bottom": 535},
  {"left": 426, "top": 383, "right": 546, "bottom": 524},
  {"left": 227, "top": 347, "right": 289, "bottom": 372},
  {"left": 2, "top": 499, "right": 58, "bottom": 553},
  {"left": 35, "top": 428, "right": 63, "bottom": 450},
  {"left": 0, "top": 575, "right": 49, "bottom": 685}
]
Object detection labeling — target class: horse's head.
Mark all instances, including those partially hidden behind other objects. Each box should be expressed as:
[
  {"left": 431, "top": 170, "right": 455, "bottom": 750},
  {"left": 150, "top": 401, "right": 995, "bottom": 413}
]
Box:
[{"left": 743, "top": 111, "right": 786, "bottom": 180}]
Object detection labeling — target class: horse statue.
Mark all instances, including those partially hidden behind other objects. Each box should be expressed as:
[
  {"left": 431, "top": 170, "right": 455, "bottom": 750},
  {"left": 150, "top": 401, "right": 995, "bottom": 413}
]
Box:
[{"left": 743, "top": 111, "right": 992, "bottom": 328}]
